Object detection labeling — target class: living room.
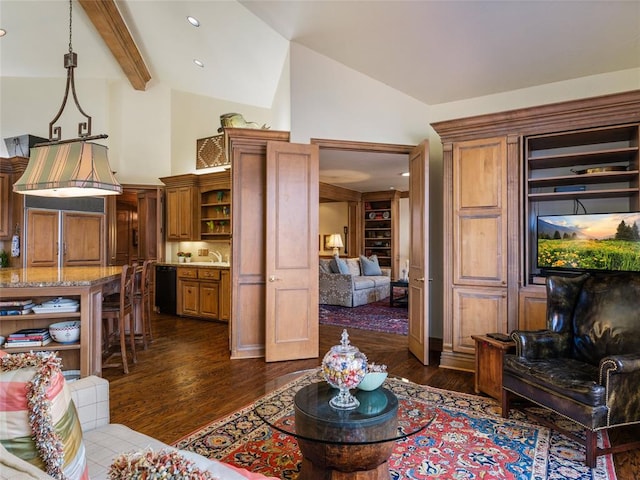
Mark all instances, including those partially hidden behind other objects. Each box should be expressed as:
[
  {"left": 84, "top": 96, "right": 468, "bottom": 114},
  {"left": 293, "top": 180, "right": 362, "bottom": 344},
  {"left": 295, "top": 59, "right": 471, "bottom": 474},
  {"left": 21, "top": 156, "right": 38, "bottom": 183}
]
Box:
[{"left": 1, "top": 1, "right": 640, "bottom": 478}]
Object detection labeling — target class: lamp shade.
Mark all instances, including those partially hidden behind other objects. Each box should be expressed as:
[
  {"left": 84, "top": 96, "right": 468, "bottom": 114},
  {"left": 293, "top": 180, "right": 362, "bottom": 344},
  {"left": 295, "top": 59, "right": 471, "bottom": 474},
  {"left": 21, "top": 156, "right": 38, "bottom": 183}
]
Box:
[
  {"left": 13, "top": 141, "right": 121, "bottom": 197},
  {"left": 327, "top": 234, "right": 344, "bottom": 249}
]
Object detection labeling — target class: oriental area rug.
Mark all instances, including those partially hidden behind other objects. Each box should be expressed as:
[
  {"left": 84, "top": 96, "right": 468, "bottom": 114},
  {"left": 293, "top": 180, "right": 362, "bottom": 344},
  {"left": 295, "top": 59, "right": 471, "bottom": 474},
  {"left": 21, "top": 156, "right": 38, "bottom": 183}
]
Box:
[
  {"left": 319, "top": 295, "right": 408, "bottom": 335},
  {"left": 174, "top": 370, "right": 616, "bottom": 480}
]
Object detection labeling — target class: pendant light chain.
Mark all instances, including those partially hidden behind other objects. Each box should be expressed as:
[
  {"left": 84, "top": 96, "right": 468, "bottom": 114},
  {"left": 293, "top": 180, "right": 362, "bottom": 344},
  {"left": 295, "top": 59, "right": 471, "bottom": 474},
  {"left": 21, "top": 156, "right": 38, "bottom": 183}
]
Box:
[{"left": 68, "top": 0, "right": 73, "bottom": 54}]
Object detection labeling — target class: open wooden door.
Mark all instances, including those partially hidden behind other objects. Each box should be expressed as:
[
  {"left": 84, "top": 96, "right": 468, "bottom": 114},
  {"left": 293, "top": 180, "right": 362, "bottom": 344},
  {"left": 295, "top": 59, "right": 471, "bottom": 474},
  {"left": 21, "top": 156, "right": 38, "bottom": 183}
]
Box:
[
  {"left": 265, "top": 141, "right": 319, "bottom": 362},
  {"left": 408, "top": 141, "right": 430, "bottom": 364}
]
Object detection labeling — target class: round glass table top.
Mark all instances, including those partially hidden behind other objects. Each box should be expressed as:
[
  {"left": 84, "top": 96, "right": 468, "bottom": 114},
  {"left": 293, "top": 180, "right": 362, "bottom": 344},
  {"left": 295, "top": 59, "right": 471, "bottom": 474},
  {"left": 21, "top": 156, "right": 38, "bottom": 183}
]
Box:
[{"left": 254, "top": 373, "right": 434, "bottom": 446}]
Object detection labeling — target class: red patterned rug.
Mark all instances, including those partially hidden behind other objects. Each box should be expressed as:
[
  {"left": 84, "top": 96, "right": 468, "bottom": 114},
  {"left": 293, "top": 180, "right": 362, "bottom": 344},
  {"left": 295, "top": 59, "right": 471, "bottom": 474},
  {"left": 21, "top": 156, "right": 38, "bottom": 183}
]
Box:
[
  {"left": 174, "top": 370, "right": 616, "bottom": 480},
  {"left": 319, "top": 291, "right": 408, "bottom": 336}
]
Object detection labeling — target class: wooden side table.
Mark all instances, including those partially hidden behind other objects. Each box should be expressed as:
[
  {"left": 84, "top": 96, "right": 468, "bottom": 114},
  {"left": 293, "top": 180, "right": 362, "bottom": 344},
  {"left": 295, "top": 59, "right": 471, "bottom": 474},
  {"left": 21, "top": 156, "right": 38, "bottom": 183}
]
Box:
[{"left": 471, "top": 335, "right": 516, "bottom": 400}]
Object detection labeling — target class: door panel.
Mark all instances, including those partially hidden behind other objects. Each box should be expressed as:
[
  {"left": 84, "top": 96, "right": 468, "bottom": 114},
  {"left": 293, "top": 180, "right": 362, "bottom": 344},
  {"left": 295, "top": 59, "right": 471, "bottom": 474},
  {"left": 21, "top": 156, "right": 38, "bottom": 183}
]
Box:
[
  {"left": 408, "top": 141, "right": 430, "bottom": 364},
  {"left": 265, "top": 141, "right": 319, "bottom": 362},
  {"left": 453, "top": 286, "right": 508, "bottom": 354},
  {"left": 63, "top": 212, "right": 104, "bottom": 266},
  {"left": 27, "top": 209, "right": 59, "bottom": 267}
]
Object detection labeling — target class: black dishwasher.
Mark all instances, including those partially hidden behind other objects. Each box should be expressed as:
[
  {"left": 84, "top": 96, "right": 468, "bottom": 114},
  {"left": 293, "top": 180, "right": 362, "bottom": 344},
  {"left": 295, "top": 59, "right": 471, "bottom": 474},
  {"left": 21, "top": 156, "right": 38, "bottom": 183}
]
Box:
[{"left": 155, "top": 265, "right": 177, "bottom": 315}]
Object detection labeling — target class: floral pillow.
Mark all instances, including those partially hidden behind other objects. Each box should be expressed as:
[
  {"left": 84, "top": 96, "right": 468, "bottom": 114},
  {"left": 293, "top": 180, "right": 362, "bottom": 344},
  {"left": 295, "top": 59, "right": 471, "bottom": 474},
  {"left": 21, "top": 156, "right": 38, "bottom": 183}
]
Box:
[
  {"left": 109, "top": 449, "right": 219, "bottom": 480},
  {"left": 0, "top": 351, "right": 89, "bottom": 480}
]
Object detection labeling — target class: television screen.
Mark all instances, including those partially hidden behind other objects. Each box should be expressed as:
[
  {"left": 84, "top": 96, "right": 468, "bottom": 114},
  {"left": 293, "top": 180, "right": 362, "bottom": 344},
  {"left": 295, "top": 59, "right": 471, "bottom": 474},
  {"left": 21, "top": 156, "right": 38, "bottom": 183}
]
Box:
[{"left": 537, "top": 212, "right": 640, "bottom": 273}]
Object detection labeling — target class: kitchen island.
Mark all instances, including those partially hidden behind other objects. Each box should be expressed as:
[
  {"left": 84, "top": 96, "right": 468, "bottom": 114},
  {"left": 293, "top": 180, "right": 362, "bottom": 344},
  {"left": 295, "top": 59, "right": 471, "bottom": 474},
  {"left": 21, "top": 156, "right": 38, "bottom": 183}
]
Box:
[{"left": 0, "top": 266, "right": 122, "bottom": 377}]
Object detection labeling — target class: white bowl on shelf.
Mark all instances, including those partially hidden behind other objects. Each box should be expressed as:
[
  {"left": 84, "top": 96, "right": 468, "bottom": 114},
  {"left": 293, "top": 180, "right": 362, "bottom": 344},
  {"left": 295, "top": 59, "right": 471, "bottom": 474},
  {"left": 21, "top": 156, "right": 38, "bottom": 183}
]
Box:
[{"left": 49, "top": 321, "right": 80, "bottom": 344}]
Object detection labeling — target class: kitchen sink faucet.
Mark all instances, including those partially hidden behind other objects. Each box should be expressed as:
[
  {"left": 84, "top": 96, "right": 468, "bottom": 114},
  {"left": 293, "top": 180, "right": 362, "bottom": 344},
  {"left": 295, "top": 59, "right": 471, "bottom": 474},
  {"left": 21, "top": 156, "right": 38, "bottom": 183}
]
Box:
[{"left": 209, "top": 251, "right": 223, "bottom": 263}]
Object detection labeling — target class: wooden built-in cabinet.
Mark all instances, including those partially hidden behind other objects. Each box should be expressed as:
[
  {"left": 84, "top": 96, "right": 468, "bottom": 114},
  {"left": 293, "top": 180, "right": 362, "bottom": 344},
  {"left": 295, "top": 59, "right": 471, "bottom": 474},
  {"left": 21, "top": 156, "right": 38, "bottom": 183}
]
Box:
[
  {"left": 176, "top": 266, "right": 229, "bottom": 322},
  {"left": 432, "top": 90, "right": 640, "bottom": 372},
  {"left": 161, "top": 172, "right": 231, "bottom": 241},
  {"left": 363, "top": 191, "right": 399, "bottom": 277},
  {"left": 0, "top": 292, "right": 84, "bottom": 375},
  {"left": 26, "top": 209, "right": 105, "bottom": 268}
]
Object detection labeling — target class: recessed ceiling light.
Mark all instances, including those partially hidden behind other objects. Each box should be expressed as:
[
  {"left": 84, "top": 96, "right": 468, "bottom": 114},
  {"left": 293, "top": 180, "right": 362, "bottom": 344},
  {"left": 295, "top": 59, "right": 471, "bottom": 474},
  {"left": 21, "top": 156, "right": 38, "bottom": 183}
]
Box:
[
  {"left": 0, "top": 29, "right": 6, "bottom": 37},
  {"left": 187, "top": 16, "right": 200, "bottom": 27},
  {"left": 401, "top": 172, "right": 410, "bottom": 177},
  {"left": 194, "top": 59, "right": 204, "bottom": 68}
]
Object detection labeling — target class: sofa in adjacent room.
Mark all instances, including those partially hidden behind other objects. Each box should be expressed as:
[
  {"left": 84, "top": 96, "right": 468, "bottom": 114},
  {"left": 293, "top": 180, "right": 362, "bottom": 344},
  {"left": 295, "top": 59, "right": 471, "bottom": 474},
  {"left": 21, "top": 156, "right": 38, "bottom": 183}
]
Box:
[{"left": 319, "top": 256, "right": 391, "bottom": 307}]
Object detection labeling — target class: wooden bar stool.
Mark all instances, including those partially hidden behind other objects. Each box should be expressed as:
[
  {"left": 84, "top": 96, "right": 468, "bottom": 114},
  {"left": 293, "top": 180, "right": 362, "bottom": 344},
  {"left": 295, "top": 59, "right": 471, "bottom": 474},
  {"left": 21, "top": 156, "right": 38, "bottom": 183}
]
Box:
[
  {"left": 102, "top": 263, "right": 137, "bottom": 374},
  {"left": 133, "top": 259, "right": 154, "bottom": 349}
]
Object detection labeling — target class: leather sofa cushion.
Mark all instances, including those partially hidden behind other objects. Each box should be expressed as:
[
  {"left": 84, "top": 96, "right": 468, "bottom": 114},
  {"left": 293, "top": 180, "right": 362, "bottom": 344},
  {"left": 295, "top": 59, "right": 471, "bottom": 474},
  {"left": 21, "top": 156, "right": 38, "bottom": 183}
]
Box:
[
  {"left": 572, "top": 274, "right": 640, "bottom": 365},
  {"left": 503, "top": 355, "right": 605, "bottom": 407}
]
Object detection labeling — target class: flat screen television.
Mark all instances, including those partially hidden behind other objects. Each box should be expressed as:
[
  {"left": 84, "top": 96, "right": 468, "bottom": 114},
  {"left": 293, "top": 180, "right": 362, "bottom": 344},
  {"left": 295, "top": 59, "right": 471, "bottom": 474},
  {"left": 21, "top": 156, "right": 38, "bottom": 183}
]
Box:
[{"left": 537, "top": 212, "right": 640, "bottom": 274}]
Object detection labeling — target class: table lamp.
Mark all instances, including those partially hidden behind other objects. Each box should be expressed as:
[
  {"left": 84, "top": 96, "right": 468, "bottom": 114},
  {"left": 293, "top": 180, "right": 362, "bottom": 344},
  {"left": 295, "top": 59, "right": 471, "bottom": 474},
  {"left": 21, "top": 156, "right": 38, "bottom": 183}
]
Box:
[{"left": 327, "top": 234, "right": 344, "bottom": 256}]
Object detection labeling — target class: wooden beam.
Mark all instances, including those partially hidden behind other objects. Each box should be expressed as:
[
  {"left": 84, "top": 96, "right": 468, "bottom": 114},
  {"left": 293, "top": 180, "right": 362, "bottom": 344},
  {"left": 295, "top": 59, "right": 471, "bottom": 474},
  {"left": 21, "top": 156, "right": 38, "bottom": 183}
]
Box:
[{"left": 79, "top": 0, "right": 151, "bottom": 91}]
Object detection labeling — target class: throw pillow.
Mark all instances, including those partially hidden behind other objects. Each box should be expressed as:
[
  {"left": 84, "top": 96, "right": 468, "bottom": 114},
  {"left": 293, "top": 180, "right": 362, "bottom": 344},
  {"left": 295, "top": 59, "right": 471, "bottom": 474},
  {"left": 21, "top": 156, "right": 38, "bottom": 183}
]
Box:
[
  {"left": 360, "top": 254, "right": 382, "bottom": 276},
  {"left": 0, "top": 351, "right": 89, "bottom": 480},
  {"left": 110, "top": 449, "right": 219, "bottom": 480},
  {"left": 329, "top": 256, "right": 350, "bottom": 275}
]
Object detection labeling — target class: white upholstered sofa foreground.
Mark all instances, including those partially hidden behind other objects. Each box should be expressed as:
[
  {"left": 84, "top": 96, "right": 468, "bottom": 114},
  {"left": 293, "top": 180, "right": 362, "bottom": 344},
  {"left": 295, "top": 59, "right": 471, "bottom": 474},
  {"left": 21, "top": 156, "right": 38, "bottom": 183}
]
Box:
[{"left": 0, "top": 375, "right": 274, "bottom": 480}]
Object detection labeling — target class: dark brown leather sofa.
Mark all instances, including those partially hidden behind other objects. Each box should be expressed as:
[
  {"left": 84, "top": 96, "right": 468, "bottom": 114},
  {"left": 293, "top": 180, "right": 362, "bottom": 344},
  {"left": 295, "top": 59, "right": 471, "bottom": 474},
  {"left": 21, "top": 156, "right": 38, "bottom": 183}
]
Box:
[{"left": 502, "top": 272, "right": 640, "bottom": 468}]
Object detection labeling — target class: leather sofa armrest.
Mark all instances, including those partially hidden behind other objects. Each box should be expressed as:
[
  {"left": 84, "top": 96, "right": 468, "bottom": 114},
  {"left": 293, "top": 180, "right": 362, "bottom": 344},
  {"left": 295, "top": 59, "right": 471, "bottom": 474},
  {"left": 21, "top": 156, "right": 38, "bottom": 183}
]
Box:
[
  {"left": 600, "top": 353, "right": 640, "bottom": 378},
  {"left": 599, "top": 353, "right": 640, "bottom": 426},
  {"left": 511, "top": 329, "right": 568, "bottom": 359}
]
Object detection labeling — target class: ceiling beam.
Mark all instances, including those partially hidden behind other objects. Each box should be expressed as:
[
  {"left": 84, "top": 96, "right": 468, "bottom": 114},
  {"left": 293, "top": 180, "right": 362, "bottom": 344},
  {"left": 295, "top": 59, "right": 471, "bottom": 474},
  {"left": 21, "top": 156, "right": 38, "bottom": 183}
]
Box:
[{"left": 78, "top": 0, "right": 151, "bottom": 91}]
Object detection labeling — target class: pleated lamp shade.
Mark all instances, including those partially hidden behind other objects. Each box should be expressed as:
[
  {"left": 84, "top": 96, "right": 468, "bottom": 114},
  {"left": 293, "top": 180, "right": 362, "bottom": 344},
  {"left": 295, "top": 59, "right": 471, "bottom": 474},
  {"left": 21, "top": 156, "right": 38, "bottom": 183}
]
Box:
[{"left": 13, "top": 141, "right": 121, "bottom": 197}]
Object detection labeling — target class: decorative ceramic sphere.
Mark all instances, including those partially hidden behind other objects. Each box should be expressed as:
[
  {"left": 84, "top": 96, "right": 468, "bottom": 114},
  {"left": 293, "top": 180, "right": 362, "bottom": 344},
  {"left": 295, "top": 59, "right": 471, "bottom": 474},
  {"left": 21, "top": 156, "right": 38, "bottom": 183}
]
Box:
[{"left": 321, "top": 329, "right": 368, "bottom": 409}]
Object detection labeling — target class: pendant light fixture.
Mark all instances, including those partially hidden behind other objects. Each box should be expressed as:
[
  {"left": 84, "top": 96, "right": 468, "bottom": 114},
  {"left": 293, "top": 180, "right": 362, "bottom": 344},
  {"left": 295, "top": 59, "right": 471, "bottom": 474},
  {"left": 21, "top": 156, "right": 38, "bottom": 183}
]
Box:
[{"left": 13, "top": 0, "right": 121, "bottom": 197}]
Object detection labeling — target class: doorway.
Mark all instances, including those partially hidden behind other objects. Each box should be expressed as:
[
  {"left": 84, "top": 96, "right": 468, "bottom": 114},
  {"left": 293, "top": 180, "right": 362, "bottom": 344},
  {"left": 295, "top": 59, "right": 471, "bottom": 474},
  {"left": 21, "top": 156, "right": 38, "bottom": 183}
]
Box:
[
  {"left": 107, "top": 186, "right": 162, "bottom": 266},
  {"left": 311, "top": 139, "right": 414, "bottom": 338}
]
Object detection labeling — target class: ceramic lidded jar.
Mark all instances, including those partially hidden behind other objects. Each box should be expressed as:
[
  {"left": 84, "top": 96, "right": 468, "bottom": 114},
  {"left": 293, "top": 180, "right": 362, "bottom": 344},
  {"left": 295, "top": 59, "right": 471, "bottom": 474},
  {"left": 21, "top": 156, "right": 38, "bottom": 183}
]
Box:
[{"left": 321, "top": 329, "right": 368, "bottom": 409}]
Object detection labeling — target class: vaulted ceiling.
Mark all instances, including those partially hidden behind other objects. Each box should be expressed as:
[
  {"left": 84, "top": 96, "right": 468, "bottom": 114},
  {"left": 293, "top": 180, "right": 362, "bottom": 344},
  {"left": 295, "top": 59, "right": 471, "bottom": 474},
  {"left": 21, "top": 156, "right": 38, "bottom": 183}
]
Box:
[{"left": 1, "top": 1, "right": 638, "bottom": 191}]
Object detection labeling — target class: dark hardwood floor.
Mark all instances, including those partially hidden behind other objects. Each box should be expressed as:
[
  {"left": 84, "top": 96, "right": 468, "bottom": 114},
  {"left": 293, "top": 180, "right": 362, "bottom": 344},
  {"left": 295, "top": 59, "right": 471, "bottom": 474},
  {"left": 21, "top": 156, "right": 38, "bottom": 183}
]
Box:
[{"left": 102, "top": 311, "right": 638, "bottom": 478}]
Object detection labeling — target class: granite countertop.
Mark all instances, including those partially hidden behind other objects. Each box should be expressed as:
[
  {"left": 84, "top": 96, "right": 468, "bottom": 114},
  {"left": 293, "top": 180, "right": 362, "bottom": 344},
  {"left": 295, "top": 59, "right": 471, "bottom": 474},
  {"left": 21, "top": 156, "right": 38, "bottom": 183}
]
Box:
[{"left": 0, "top": 266, "right": 123, "bottom": 288}]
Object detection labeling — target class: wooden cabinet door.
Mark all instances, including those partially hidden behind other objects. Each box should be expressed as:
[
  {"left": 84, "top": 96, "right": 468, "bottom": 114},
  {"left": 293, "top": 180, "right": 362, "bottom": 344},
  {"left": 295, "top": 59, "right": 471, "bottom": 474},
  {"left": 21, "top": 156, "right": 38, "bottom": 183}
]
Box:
[
  {"left": 220, "top": 270, "right": 230, "bottom": 321},
  {"left": 62, "top": 212, "right": 105, "bottom": 266},
  {"left": 452, "top": 137, "right": 508, "bottom": 287},
  {"left": 166, "top": 186, "right": 196, "bottom": 241},
  {"left": 519, "top": 286, "right": 547, "bottom": 331},
  {"left": 179, "top": 280, "right": 199, "bottom": 316},
  {"left": 27, "top": 209, "right": 59, "bottom": 267},
  {"left": 0, "top": 173, "right": 10, "bottom": 239},
  {"left": 199, "top": 281, "right": 220, "bottom": 319},
  {"left": 452, "top": 286, "right": 508, "bottom": 355}
]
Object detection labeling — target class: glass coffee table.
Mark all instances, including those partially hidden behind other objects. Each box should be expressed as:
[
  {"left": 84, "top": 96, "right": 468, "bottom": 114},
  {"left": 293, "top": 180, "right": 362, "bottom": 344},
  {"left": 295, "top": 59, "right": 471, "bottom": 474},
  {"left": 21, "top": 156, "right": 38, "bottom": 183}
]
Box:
[{"left": 254, "top": 371, "right": 434, "bottom": 479}]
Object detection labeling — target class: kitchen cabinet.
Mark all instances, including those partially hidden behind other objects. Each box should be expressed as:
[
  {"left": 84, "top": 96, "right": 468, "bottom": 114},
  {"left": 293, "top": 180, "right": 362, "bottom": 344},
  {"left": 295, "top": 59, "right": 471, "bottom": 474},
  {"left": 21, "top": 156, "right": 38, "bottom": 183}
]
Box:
[
  {"left": 0, "top": 171, "right": 10, "bottom": 239},
  {"left": 161, "top": 172, "right": 230, "bottom": 242},
  {"left": 26, "top": 209, "right": 105, "bottom": 267},
  {"left": 176, "top": 266, "right": 226, "bottom": 321},
  {"left": 200, "top": 173, "right": 231, "bottom": 240},
  {"left": 0, "top": 266, "right": 122, "bottom": 378},
  {"left": 165, "top": 185, "right": 197, "bottom": 241}
]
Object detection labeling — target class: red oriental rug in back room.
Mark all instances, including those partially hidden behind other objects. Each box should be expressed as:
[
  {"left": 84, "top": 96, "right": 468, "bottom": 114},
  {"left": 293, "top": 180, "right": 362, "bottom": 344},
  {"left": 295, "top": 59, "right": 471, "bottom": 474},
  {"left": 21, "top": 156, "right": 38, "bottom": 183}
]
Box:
[
  {"left": 319, "top": 295, "right": 408, "bottom": 336},
  {"left": 174, "top": 370, "right": 616, "bottom": 480}
]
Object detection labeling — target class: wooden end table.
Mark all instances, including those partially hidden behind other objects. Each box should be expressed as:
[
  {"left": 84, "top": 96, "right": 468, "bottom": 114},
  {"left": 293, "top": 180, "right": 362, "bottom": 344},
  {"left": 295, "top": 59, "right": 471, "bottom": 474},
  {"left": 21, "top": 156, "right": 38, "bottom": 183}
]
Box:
[
  {"left": 389, "top": 280, "right": 408, "bottom": 307},
  {"left": 471, "top": 334, "right": 516, "bottom": 400}
]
